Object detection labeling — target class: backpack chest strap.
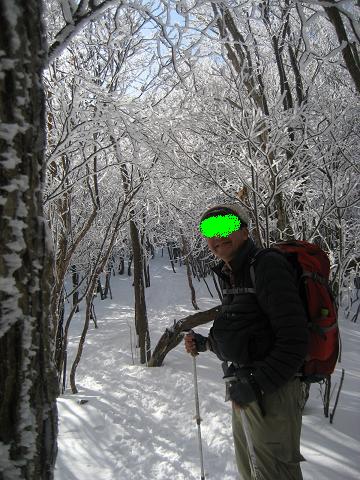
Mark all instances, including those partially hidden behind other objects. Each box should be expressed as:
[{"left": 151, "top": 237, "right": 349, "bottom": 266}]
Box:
[{"left": 222, "top": 287, "right": 256, "bottom": 295}]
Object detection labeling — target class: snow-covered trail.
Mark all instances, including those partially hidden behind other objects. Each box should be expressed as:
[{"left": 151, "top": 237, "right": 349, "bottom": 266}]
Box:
[{"left": 55, "top": 255, "right": 360, "bottom": 479}]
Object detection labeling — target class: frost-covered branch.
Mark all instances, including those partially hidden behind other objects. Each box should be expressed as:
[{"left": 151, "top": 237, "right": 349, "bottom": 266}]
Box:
[{"left": 48, "top": 0, "right": 122, "bottom": 64}]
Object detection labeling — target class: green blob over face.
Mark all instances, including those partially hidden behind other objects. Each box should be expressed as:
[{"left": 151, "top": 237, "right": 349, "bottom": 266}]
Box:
[{"left": 199, "top": 214, "right": 241, "bottom": 238}]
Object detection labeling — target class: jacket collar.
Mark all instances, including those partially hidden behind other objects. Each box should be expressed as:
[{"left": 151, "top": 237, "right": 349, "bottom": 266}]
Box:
[{"left": 212, "top": 238, "right": 258, "bottom": 278}]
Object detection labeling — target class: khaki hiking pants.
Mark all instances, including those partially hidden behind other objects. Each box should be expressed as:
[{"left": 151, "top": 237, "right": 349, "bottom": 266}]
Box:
[{"left": 232, "top": 378, "right": 306, "bottom": 480}]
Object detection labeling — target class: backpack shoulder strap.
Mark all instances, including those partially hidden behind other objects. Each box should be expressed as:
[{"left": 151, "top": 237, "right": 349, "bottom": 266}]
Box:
[{"left": 249, "top": 248, "right": 284, "bottom": 290}]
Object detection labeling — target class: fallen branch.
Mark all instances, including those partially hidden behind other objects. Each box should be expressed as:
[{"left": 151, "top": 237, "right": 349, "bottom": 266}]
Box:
[{"left": 148, "top": 306, "right": 220, "bottom": 367}]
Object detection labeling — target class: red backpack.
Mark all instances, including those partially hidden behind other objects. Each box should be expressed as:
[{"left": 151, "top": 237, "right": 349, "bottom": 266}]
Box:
[{"left": 251, "top": 240, "right": 339, "bottom": 381}]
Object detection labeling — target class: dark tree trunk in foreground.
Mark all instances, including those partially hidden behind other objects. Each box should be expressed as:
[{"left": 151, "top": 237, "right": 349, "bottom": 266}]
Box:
[
  {"left": 0, "top": 1, "right": 58, "bottom": 478},
  {"left": 148, "top": 306, "right": 220, "bottom": 367},
  {"left": 130, "top": 220, "right": 151, "bottom": 364},
  {"left": 321, "top": 0, "right": 360, "bottom": 95}
]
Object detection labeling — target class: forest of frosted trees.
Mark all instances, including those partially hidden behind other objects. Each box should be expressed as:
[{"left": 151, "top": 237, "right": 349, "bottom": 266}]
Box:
[{"left": 0, "top": 1, "right": 359, "bottom": 478}]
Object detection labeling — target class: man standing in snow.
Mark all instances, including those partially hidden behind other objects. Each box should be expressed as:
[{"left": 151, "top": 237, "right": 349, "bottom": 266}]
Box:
[{"left": 185, "top": 204, "right": 308, "bottom": 480}]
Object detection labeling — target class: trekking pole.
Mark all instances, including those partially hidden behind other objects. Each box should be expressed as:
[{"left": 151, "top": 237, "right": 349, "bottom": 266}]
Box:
[
  {"left": 182, "top": 330, "right": 205, "bottom": 479},
  {"left": 330, "top": 368, "right": 345, "bottom": 424},
  {"left": 192, "top": 353, "right": 206, "bottom": 480}
]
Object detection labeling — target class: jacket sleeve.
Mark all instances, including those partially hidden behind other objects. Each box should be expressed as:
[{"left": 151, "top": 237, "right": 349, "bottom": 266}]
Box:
[{"left": 252, "top": 252, "right": 309, "bottom": 393}]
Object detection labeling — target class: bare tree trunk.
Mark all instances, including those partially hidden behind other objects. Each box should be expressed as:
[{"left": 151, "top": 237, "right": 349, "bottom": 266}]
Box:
[
  {"left": 143, "top": 255, "right": 151, "bottom": 288},
  {"left": 71, "top": 265, "right": 80, "bottom": 312},
  {"left": 127, "top": 255, "right": 133, "bottom": 275},
  {"left": 181, "top": 234, "right": 199, "bottom": 310},
  {"left": 211, "top": 272, "right": 223, "bottom": 302},
  {"left": 167, "top": 242, "right": 177, "bottom": 273},
  {"left": 70, "top": 292, "right": 93, "bottom": 394},
  {"left": 321, "top": 0, "right": 360, "bottom": 94},
  {"left": 96, "top": 277, "right": 104, "bottom": 300},
  {"left": 119, "top": 255, "right": 125, "bottom": 274},
  {"left": 110, "top": 137, "right": 151, "bottom": 363},
  {"left": 103, "top": 268, "right": 113, "bottom": 299},
  {"left": 0, "top": 1, "right": 58, "bottom": 477},
  {"left": 130, "top": 220, "right": 151, "bottom": 364}
]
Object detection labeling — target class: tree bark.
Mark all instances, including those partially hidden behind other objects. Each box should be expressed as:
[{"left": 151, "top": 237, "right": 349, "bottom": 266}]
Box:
[
  {"left": 0, "top": 1, "right": 58, "bottom": 478},
  {"left": 71, "top": 265, "right": 80, "bottom": 312},
  {"left": 181, "top": 234, "right": 199, "bottom": 310},
  {"left": 321, "top": 1, "right": 360, "bottom": 94},
  {"left": 129, "top": 220, "right": 151, "bottom": 364}
]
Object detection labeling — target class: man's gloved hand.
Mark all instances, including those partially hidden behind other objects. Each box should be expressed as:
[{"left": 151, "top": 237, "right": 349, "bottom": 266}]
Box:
[
  {"left": 184, "top": 331, "right": 208, "bottom": 356},
  {"left": 224, "top": 367, "right": 262, "bottom": 408}
]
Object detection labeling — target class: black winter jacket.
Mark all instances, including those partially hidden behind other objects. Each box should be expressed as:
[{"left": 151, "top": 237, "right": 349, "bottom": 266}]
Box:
[{"left": 209, "top": 238, "right": 309, "bottom": 394}]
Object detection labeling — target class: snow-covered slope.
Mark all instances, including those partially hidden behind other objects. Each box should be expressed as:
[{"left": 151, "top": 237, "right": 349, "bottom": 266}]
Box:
[{"left": 55, "top": 255, "right": 360, "bottom": 479}]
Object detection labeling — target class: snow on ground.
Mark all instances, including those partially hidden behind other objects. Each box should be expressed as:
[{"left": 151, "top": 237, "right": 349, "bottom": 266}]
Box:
[{"left": 55, "top": 254, "right": 360, "bottom": 480}]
